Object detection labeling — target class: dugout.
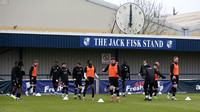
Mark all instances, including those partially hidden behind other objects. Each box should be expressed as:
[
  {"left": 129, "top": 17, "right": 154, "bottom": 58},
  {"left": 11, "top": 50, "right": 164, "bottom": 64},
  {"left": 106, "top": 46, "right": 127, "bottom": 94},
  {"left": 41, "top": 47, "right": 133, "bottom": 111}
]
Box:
[{"left": 0, "top": 30, "right": 200, "bottom": 80}]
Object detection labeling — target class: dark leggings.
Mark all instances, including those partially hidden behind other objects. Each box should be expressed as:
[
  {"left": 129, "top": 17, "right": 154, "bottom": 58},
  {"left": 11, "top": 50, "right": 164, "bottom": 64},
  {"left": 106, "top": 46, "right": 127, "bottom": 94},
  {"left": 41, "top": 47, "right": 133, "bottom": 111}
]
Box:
[{"left": 144, "top": 82, "right": 153, "bottom": 97}]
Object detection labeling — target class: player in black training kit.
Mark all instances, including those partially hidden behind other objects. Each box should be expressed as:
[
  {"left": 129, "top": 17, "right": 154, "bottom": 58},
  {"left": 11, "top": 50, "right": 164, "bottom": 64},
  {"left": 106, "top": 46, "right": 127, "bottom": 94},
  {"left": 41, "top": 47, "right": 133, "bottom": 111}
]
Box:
[
  {"left": 10, "top": 61, "right": 19, "bottom": 99},
  {"left": 120, "top": 60, "right": 130, "bottom": 97},
  {"left": 49, "top": 61, "right": 60, "bottom": 95},
  {"left": 142, "top": 64, "right": 166, "bottom": 101},
  {"left": 58, "top": 63, "right": 71, "bottom": 100},
  {"left": 12, "top": 61, "right": 25, "bottom": 101},
  {"left": 73, "top": 62, "right": 84, "bottom": 99}
]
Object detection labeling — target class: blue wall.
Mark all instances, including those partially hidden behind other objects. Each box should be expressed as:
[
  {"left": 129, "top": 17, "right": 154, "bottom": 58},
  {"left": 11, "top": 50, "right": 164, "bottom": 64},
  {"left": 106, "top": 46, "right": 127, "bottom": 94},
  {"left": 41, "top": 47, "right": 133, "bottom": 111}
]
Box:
[
  {"left": 0, "top": 33, "right": 80, "bottom": 48},
  {"left": 1, "top": 33, "right": 200, "bottom": 51}
]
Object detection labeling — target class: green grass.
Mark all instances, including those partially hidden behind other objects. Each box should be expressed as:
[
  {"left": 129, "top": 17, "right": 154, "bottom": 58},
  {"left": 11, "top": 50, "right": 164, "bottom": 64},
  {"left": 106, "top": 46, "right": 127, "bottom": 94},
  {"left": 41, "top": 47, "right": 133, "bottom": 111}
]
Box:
[{"left": 0, "top": 94, "right": 200, "bottom": 112}]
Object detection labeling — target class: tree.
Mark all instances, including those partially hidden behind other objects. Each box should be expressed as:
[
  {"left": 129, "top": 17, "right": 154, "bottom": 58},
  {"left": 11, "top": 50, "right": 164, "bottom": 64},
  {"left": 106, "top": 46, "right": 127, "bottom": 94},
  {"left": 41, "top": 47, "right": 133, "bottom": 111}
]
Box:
[{"left": 109, "top": 0, "right": 170, "bottom": 35}]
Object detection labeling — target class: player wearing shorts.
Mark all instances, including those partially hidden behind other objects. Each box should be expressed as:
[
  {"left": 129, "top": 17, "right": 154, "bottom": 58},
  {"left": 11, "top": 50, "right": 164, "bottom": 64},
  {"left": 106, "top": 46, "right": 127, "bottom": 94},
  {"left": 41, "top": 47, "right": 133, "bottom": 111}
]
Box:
[
  {"left": 25, "top": 60, "right": 39, "bottom": 96},
  {"left": 83, "top": 60, "right": 100, "bottom": 101},
  {"left": 102, "top": 57, "right": 121, "bottom": 102},
  {"left": 73, "top": 62, "right": 84, "bottom": 99},
  {"left": 58, "top": 63, "right": 71, "bottom": 100},
  {"left": 153, "top": 63, "right": 165, "bottom": 100},
  {"left": 167, "top": 56, "right": 179, "bottom": 101},
  {"left": 49, "top": 61, "right": 60, "bottom": 95},
  {"left": 12, "top": 61, "right": 25, "bottom": 101}
]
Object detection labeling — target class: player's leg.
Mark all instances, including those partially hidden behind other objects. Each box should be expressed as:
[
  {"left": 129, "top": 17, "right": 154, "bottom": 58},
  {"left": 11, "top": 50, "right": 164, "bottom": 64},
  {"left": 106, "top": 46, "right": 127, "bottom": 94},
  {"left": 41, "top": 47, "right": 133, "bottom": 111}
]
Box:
[
  {"left": 11, "top": 79, "right": 17, "bottom": 98},
  {"left": 62, "top": 84, "right": 69, "bottom": 100},
  {"left": 153, "top": 81, "right": 158, "bottom": 100},
  {"left": 83, "top": 80, "right": 89, "bottom": 100},
  {"left": 32, "top": 76, "right": 37, "bottom": 96},
  {"left": 83, "top": 84, "right": 88, "bottom": 100},
  {"left": 78, "top": 86, "right": 82, "bottom": 99},
  {"left": 109, "top": 78, "right": 114, "bottom": 101},
  {"left": 167, "top": 75, "right": 173, "bottom": 99},
  {"left": 65, "top": 85, "right": 69, "bottom": 98},
  {"left": 53, "top": 80, "right": 58, "bottom": 95},
  {"left": 122, "top": 77, "right": 126, "bottom": 97},
  {"left": 114, "top": 78, "right": 120, "bottom": 102},
  {"left": 148, "top": 83, "right": 153, "bottom": 101},
  {"left": 91, "top": 83, "right": 95, "bottom": 101},
  {"left": 110, "top": 85, "right": 114, "bottom": 101},
  {"left": 104, "top": 84, "right": 110, "bottom": 91},
  {"left": 32, "top": 85, "right": 36, "bottom": 96},
  {"left": 26, "top": 76, "right": 33, "bottom": 96},
  {"left": 172, "top": 76, "right": 178, "bottom": 101},
  {"left": 15, "top": 80, "right": 23, "bottom": 101},
  {"left": 62, "top": 83, "right": 66, "bottom": 98},
  {"left": 11, "top": 86, "right": 17, "bottom": 99},
  {"left": 74, "top": 81, "right": 78, "bottom": 99},
  {"left": 144, "top": 82, "right": 149, "bottom": 101},
  {"left": 78, "top": 80, "right": 82, "bottom": 99}
]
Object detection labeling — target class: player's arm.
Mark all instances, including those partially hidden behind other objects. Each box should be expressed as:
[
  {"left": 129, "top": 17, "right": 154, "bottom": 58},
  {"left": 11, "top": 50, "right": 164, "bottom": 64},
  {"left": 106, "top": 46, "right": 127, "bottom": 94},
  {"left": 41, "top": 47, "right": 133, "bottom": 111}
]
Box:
[
  {"left": 13, "top": 67, "right": 18, "bottom": 80},
  {"left": 128, "top": 65, "right": 131, "bottom": 80},
  {"left": 49, "top": 67, "right": 53, "bottom": 79},
  {"left": 117, "top": 65, "right": 121, "bottom": 77},
  {"left": 72, "top": 67, "right": 76, "bottom": 79},
  {"left": 57, "top": 69, "right": 61, "bottom": 81},
  {"left": 55, "top": 67, "right": 60, "bottom": 82},
  {"left": 84, "top": 67, "right": 87, "bottom": 79},
  {"left": 81, "top": 67, "right": 85, "bottom": 79},
  {"left": 155, "top": 69, "right": 166, "bottom": 79},
  {"left": 21, "top": 68, "right": 25, "bottom": 76},
  {"left": 68, "top": 69, "right": 72, "bottom": 76},
  {"left": 94, "top": 67, "right": 100, "bottom": 80},
  {"left": 102, "top": 65, "right": 109, "bottom": 72},
  {"left": 29, "top": 66, "right": 34, "bottom": 79},
  {"left": 128, "top": 65, "right": 130, "bottom": 74},
  {"left": 170, "top": 64, "right": 174, "bottom": 77}
]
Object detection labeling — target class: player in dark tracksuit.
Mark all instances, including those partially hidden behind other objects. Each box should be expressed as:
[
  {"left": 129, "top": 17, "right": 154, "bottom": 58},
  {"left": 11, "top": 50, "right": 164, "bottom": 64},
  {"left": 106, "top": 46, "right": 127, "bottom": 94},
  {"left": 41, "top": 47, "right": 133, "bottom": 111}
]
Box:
[
  {"left": 139, "top": 60, "right": 149, "bottom": 76},
  {"left": 143, "top": 64, "right": 166, "bottom": 101},
  {"left": 120, "top": 60, "right": 130, "bottom": 97},
  {"left": 10, "top": 61, "right": 18, "bottom": 98},
  {"left": 58, "top": 63, "right": 71, "bottom": 100},
  {"left": 49, "top": 61, "right": 60, "bottom": 95},
  {"left": 11, "top": 61, "right": 25, "bottom": 101},
  {"left": 72, "top": 62, "right": 84, "bottom": 99}
]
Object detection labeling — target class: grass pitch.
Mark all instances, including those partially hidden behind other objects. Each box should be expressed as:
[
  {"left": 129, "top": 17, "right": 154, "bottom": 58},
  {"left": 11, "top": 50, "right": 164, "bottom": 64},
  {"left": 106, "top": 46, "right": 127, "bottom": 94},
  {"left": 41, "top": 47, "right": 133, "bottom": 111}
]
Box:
[{"left": 0, "top": 94, "right": 200, "bottom": 112}]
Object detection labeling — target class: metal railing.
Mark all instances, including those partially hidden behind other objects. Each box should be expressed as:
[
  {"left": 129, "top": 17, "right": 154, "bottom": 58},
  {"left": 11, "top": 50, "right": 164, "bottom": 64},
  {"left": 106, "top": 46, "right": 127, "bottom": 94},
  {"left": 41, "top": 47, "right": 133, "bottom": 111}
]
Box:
[{"left": 1, "top": 73, "right": 200, "bottom": 80}]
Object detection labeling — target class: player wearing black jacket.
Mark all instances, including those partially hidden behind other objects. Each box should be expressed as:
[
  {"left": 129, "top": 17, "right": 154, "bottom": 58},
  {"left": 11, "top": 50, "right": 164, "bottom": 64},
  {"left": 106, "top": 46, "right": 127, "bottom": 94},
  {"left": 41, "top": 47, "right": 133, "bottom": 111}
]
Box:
[
  {"left": 10, "top": 61, "right": 18, "bottom": 98},
  {"left": 142, "top": 64, "right": 166, "bottom": 101},
  {"left": 49, "top": 61, "right": 60, "bottom": 95},
  {"left": 139, "top": 60, "right": 150, "bottom": 77},
  {"left": 12, "top": 61, "right": 25, "bottom": 101},
  {"left": 58, "top": 63, "right": 71, "bottom": 100},
  {"left": 120, "top": 60, "right": 130, "bottom": 97},
  {"left": 73, "top": 62, "right": 84, "bottom": 99}
]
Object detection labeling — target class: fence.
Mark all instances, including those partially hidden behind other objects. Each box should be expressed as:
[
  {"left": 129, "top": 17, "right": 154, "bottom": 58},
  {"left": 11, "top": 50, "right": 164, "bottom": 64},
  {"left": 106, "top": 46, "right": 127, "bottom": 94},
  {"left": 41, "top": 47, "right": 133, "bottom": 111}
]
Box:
[{"left": 1, "top": 73, "right": 200, "bottom": 81}]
